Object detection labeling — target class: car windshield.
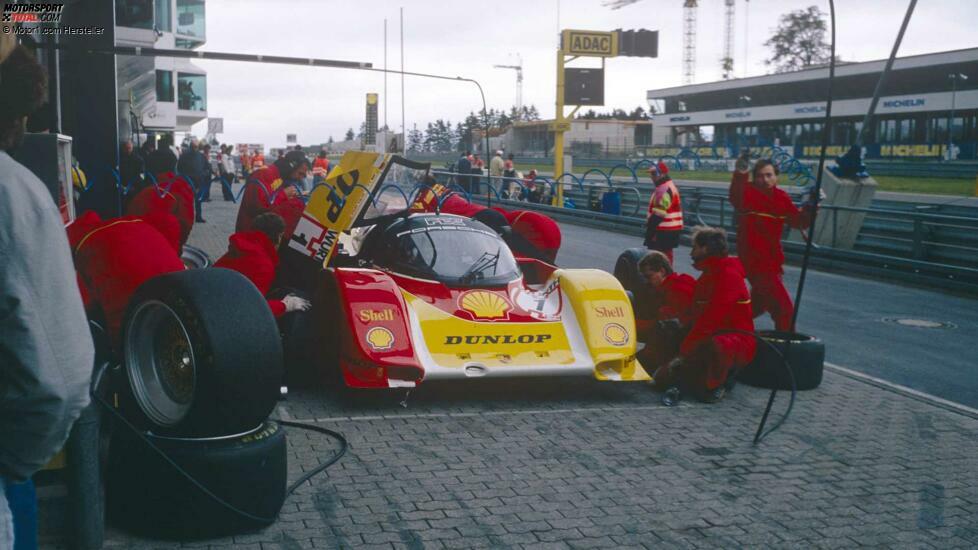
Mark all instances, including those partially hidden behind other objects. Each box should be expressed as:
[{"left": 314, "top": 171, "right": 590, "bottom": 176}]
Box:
[{"left": 390, "top": 224, "right": 520, "bottom": 286}]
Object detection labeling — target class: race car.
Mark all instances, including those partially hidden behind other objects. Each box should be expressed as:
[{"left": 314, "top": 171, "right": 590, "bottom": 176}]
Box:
[{"left": 287, "top": 152, "right": 651, "bottom": 389}]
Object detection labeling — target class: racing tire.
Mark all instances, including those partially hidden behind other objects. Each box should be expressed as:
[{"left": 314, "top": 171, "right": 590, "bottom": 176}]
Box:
[
  {"left": 106, "top": 421, "right": 287, "bottom": 539},
  {"left": 269, "top": 288, "right": 318, "bottom": 389},
  {"left": 614, "top": 247, "right": 647, "bottom": 293},
  {"left": 738, "top": 331, "right": 824, "bottom": 391},
  {"left": 614, "top": 247, "right": 656, "bottom": 320},
  {"left": 120, "top": 268, "right": 283, "bottom": 437}
]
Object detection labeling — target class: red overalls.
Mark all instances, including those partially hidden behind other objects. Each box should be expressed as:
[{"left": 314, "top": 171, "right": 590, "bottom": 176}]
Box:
[{"left": 729, "top": 171, "right": 813, "bottom": 331}]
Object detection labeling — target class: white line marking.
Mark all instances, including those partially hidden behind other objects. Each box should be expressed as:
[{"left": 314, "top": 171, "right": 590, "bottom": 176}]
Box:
[
  {"left": 825, "top": 362, "right": 978, "bottom": 418},
  {"left": 276, "top": 405, "right": 292, "bottom": 421},
  {"left": 286, "top": 403, "right": 690, "bottom": 424}
]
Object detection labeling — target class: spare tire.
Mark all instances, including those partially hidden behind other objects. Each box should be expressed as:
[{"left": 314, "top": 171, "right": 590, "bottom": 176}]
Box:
[
  {"left": 738, "top": 330, "right": 824, "bottom": 391},
  {"left": 106, "top": 421, "right": 287, "bottom": 539},
  {"left": 121, "top": 268, "right": 283, "bottom": 437}
]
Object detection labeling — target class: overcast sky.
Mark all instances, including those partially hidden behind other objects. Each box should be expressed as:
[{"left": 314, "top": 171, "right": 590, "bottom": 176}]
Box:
[{"left": 190, "top": 0, "right": 977, "bottom": 148}]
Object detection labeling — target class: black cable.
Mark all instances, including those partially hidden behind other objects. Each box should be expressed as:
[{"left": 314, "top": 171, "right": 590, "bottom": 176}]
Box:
[
  {"left": 90, "top": 363, "right": 348, "bottom": 525},
  {"left": 790, "top": 0, "right": 835, "bottom": 331},
  {"left": 275, "top": 420, "right": 349, "bottom": 495},
  {"left": 710, "top": 328, "right": 797, "bottom": 445}
]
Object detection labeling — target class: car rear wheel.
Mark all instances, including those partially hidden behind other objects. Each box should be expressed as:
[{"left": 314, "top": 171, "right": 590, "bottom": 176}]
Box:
[{"left": 614, "top": 247, "right": 656, "bottom": 320}]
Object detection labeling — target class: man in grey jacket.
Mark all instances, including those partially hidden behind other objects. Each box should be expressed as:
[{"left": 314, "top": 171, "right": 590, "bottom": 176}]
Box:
[{"left": 0, "top": 39, "right": 94, "bottom": 547}]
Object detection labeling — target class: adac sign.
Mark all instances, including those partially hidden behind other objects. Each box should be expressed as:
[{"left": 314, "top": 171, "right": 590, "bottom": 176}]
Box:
[{"left": 562, "top": 30, "right": 618, "bottom": 57}]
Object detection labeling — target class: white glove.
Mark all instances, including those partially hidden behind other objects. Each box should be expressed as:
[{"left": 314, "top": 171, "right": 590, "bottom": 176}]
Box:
[{"left": 282, "top": 294, "right": 311, "bottom": 313}]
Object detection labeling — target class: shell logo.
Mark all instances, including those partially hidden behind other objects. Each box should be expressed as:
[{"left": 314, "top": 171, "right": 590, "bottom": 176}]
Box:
[
  {"left": 603, "top": 323, "right": 628, "bottom": 347},
  {"left": 459, "top": 290, "right": 511, "bottom": 320},
  {"left": 365, "top": 327, "right": 395, "bottom": 351}
]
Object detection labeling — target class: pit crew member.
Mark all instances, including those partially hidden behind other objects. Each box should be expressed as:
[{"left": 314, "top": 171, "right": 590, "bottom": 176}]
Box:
[
  {"left": 729, "top": 153, "right": 816, "bottom": 331},
  {"left": 653, "top": 227, "right": 756, "bottom": 403}
]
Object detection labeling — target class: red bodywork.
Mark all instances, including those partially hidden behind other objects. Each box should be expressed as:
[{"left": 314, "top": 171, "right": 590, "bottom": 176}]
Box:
[{"left": 329, "top": 258, "right": 559, "bottom": 389}]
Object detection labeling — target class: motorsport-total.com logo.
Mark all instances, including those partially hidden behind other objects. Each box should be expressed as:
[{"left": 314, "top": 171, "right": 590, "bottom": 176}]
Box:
[{"left": 2, "top": 2, "right": 64, "bottom": 23}]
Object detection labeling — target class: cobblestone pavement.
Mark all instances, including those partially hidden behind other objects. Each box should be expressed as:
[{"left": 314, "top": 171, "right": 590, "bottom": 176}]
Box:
[{"left": 48, "top": 196, "right": 978, "bottom": 548}]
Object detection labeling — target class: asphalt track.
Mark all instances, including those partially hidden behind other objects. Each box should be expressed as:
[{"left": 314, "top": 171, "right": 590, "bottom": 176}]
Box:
[{"left": 555, "top": 222, "right": 978, "bottom": 409}]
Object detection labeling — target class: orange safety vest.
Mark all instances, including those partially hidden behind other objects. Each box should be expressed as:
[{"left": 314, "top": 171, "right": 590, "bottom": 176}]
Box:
[{"left": 647, "top": 179, "right": 683, "bottom": 231}]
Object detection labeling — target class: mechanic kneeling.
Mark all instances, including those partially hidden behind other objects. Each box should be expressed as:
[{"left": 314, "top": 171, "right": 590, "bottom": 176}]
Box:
[
  {"left": 214, "top": 212, "right": 310, "bottom": 318},
  {"left": 652, "top": 227, "right": 757, "bottom": 403},
  {"left": 636, "top": 251, "right": 695, "bottom": 372}
]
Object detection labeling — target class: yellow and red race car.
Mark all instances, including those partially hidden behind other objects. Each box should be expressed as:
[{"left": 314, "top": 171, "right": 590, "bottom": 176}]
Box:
[{"left": 288, "top": 152, "right": 650, "bottom": 389}]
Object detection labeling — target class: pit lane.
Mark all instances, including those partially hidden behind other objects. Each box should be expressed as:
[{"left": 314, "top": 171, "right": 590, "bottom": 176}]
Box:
[{"left": 63, "top": 196, "right": 976, "bottom": 548}]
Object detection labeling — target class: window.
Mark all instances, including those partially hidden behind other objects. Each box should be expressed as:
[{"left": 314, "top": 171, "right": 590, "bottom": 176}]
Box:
[
  {"left": 176, "top": 0, "right": 205, "bottom": 39},
  {"left": 116, "top": 0, "right": 154, "bottom": 30},
  {"left": 177, "top": 73, "right": 206, "bottom": 111},
  {"left": 155, "top": 0, "right": 172, "bottom": 32},
  {"left": 156, "top": 70, "right": 174, "bottom": 102},
  {"left": 878, "top": 120, "right": 897, "bottom": 143}
]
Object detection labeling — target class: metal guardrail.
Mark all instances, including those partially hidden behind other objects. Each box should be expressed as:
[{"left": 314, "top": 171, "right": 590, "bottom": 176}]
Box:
[{"left": 427, "top": 169, "right": 978, "bottom": 294}]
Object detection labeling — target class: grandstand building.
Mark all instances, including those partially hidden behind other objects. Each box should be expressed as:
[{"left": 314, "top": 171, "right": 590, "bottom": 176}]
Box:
[{"left": 646, "top": 48, "right": 978, "bottom": 160}]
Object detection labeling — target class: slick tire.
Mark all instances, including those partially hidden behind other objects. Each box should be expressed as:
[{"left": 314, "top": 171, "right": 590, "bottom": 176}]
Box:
[
  {"left": 614, "top": 247, "right": 656, "bottom": 320},
  {"left": 269, "top": 288, "right": 317, "bottom": 389},
  {"left": 738, "top": 330, "right": 825, "bottom": 391},
  {"left": 106, "top": 421, "right": 287, "bottom": 539},
  {"left": 121, "top": 268, "right": 283, "bottom": 437}
]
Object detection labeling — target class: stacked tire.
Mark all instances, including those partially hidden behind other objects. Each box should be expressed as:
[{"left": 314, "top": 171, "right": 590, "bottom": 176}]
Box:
[
  {"left": 738, "top": 330, "right": 825, "bottom": 391},
  {"left": 107, "top": 268, "right": 288, "bottom": 538},
  {"left": 614, "top": 247, "right": 658, "bottom": 321}
]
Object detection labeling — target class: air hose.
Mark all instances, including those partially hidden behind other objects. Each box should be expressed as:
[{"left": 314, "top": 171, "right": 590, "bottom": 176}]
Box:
[
  {"left": 90, "top": 362, "right": 348, "bottom": 525},
  {"left": 749, "top": 0, "right": 918, "bottom": 443}
]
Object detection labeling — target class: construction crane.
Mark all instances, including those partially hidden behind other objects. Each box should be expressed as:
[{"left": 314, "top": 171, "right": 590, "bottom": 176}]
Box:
[
  {"left": 683, "top": 0, "right": 698, "bottom": 84},
  {"left": 722, "top": 0, "right": 735, "bottom": 79},
  {"left": 493, "top": 54, "right": 523, "bottom": 112}
]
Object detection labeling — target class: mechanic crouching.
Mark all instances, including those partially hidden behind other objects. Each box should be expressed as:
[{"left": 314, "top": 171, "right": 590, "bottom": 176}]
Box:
[
  {"left": 652, "top": 227, "right": 756, "bottom": 403},
  {"left": 214, "top": 212, "right": 311, "bottom": 317},
  {"left": 636, "top": 251, "right": 695, "bottom": 373}
]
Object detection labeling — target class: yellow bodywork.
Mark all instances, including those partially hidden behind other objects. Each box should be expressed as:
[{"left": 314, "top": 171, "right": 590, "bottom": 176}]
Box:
[{"left": 556, "top": 268, "right": 651, "bottom": 381}]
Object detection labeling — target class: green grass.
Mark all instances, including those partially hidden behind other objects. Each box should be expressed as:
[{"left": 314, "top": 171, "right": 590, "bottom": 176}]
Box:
[{"left": 513, "top": 163, "right": 977, "bottom": 197}]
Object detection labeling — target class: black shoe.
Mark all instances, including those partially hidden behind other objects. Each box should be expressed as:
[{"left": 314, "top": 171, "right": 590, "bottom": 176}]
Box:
[
  {"left": 196, "top": 218, "right": 207, "bottom": 223},
  {"left": 661, "top": 386, "right": 682, "bottom": 407},
  {"left": 703, "top": 385, "right": 727, "bottom": 404}
]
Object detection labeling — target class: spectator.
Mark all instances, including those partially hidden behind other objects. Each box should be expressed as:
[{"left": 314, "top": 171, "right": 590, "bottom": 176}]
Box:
[
  {"left": 312, "top": 150, "right": 330, "bottom": 186},
  {"left": 652, "top": 227, "right": 756, "bottom": 403},
  {"left": 201, "top": 143, "right": 216, "bottom": 202},
  {"left": 146, "top": 134, "right": 178, "bottom": 175},
  {"left": 219, "top": 144, "right": 236, "bottom": 201},
  {"left": 1, "top": 42, "right": 93, "bottom": 549},
  {"left": 489, "top": 150, "right": 504, "bottom": 188},
  {"left": 502, "top": 153, "right": 518, "bottom": 198},
  {"left": 215, "top": 212, "right": 311, "bottom": 317},
  {"left": 635, "top": 251, "right": 696, "bottom": 372},
  {"left": 644, "top": 161, "right": 683, "bottom": 264},
  {"left": 471, "top": 154, "right": 484, "bottom": 193},
  {"left": 177, "top": 139, "right": 208, "bottom": 223},
  {"left": 455, "top": 150, "right": 472, "bottom": 193},
  {"left": 118, "top": 139, "right": 144, "bottom": 201},
  {"left": 729, "top": 153, "right": 816, "bottom": 331},
  {"left": 240, "top": 149, "right": 253, "bottom": 180}
]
